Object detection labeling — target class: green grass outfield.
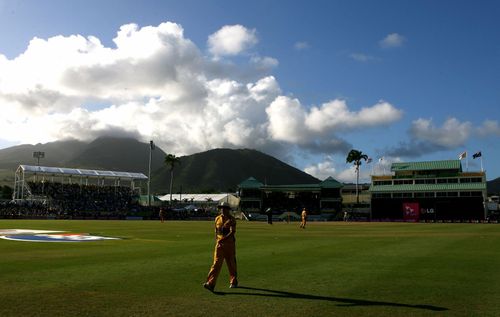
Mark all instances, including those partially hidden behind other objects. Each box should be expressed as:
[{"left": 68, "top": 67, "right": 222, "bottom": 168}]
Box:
[{"left": 0, "top": 220, "right": 499, "bottom": 317}]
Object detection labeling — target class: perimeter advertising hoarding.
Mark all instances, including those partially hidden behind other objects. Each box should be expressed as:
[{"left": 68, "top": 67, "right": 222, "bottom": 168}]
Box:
[{"left": 403, "top": 202, "right": 420, "bottom": 222}]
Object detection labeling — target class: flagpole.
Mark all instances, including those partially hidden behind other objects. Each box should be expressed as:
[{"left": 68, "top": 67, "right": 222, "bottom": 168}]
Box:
[
  {"left": 466, "top": 151, "right": 469, "bottom": 172},
  {"left": 480, "top": 156, "right": 483, "bottom": 172}
]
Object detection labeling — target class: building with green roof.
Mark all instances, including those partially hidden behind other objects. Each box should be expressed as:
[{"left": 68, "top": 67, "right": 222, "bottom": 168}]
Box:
[
  {"left": 370, "top": 159, "right": 487, "bottom": 221},
  {"left": 237, "top": 176, "right": 343, "bottom": 215}
]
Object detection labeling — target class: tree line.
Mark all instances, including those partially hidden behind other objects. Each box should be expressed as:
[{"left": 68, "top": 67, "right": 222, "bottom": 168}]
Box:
[{"left": 1, "top": 185, "right": 13, "bottom": 200}]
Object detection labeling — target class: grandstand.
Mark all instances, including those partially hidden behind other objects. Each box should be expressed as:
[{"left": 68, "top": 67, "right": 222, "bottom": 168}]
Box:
[
  {"left": 4, "top": 165, "right": 148, "bottom": 219},
  {"left": 14, "top": 165, "right": 147, "bottom": 200},
  {"left": 370, "top": 160, "right": 487, "bottom": 221}
]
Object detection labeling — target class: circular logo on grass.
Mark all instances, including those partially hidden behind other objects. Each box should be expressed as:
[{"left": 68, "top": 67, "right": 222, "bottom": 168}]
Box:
[
  {"left": 0, "top": 229, "right": 63, "bottom": 235},
  {"left": 0, "top": 233, "right": 120, "bottom": 242}
]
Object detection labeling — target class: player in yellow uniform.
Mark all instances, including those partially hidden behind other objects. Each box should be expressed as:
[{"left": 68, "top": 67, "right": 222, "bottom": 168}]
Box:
[
  {"left": 203, "top": 202, "right": 238, "bottom": 291},
  {"left": 300, "top": 207, "right": 308, "bottom": 229}
]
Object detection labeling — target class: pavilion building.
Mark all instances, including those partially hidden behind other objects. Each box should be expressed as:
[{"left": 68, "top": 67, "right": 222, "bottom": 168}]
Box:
[
  {"left": 370, "top": 160, "right": 487, "bottom": 221},
  {"left": 237, "top": 176, "right": 343, "bottom": 215}
]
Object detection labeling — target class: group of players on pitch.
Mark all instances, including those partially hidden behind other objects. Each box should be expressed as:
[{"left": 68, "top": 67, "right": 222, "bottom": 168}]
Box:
[{"left": 203, "top": 203, "right": 308, "bottom": 292}]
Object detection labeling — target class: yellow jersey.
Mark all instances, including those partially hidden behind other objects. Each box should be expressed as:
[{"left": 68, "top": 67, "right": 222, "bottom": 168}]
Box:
[{"left": 215, "top": 214, "right": 236, "bottom": 242}]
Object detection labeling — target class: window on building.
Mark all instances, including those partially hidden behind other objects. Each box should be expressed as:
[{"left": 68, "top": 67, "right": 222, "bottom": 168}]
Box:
[
  {"left": 415, "top": 179, "right": 426, "bottom": 184},
  {"left": 393, "top": 193, "right": 403, "bottom": 198},
  {"left": 471, "top": 191, "right": 483, "bottom": 196},
  {"left": 447, "top": 192, "right": 458, "bottom": 197},
  {"left": 436, "top": 192, "right": 447, "bottom": 197},
  {"left": 425, "top": 179, "right": 436, "bottom": 184},
  {"left": 372, "top": 193, "right": 391, "bottom": 198},
  {"left": 241, "top": 189, "right": 261, "bottom": 198},
  {"left": 402, "top": 192, "right": 413, "bottom": 198},
  {"left": 424, "top": 192, "right": 435, "bottom": 197},
  {"left": 374, "top": 181, "right": 392, "bottom": 186},
  {"left": 471, "top": 178, "right": 482, "bottom": 183},
  {"left": 447, "top": 178, "right": 458, "bottom": 183}
]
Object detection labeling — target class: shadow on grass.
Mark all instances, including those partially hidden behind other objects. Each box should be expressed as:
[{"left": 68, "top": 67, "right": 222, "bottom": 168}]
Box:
[{"left": 213, "top": 286, "right": 448, "bottom": 312}]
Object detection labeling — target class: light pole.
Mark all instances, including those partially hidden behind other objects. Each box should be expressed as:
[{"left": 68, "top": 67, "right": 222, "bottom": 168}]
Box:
[
  {"left": 33, "top": 151, "right": 45, "bottom": 166},
  {"left": 147, "top": 141, "right": 155, "bottom": 207},
  {"left": 33, "top": 151, "right": 44, "bottom": 182}
]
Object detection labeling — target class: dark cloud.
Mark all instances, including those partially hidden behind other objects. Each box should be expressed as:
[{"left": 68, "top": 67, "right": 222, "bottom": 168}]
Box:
[
  {"left": 4, "top": 86, "right": 76, "bottom": 113},
  {"left": 87, "top": 127, "right": 143, "bottom": 141},
  {"left": 302, "top": 138, "right": 353, "bottom": 155},
  {"left": 384, "top": 140, "right": 447, "bottom": 158}
]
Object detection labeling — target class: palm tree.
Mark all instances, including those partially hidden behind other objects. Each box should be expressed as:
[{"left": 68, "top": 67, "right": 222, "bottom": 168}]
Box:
[
  {"left": 164, "top": 154, "right": 181, "bottom": 205},
  {"left": 346, "top": 149, "right": 368, "bottom": 204}
]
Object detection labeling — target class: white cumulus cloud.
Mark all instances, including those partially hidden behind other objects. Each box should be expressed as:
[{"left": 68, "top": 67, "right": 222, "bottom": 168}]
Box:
[
  {"left": 309, "top": 162, "right": 371, "bottom": 184},
  {"left": 294, "top": 41, "right": 310, "bottom": 50},
  {"left": 349, "top": 53, "right": 376, "bottom": 62},
  {"left": 305, "top": 100, "right": 403, "bottom": 132},
  {"left": 208, "top": 24, "right": 258, "bottom": 58},
  {"left": 379, "top": 33, "right": 406, "bottom": 48},
  {"left": 0, "top": 20, "right": 407, "bottom": 171},
  {"left": 266, "top": 96, "right": 308, "bottom": 143},
  {"left": 410, "top": 117, "right": 472, "bottom": 148},
  {"left": 477, "top": 120, "right": 500, "bottom": 136},
  {"left": 304, "top": 159, "right": 337, "bottom": 181}
]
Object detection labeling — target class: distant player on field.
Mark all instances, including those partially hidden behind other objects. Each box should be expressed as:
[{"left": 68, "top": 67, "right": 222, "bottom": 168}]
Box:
[
  {"left": 300, "top": 207, "right": 308, "bottom": 229},
  {"left": 203, "top": 202, "right": 238, "bottom": 291},
  {"left": 265, "top": 207, "right": 273, "bottom": 225},
  {"left": 159, "top": 207, "right": 166, "bottom": 223}
]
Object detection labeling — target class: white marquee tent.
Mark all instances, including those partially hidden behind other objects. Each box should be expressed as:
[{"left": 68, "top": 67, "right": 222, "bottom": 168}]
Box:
[
  {"left": 158, "top": 193, "right": 240, "bottom": 209},
  {"left": 13, "top": 164, "right": 147, "bottom": 201}
]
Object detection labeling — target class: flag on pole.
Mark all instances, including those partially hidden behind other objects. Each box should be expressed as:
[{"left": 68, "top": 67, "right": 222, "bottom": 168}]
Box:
[
  {"left": 472, "top": 151, "right": 482, "bottom": 159},
  {"left": 458, "top": 151, "right": 467, "bottom": 160},
  {"left": 378, "top": 157, "right": 384, "bottom": 162},
  {"left": 367, "top": 157, "right": 373, "bottom": 163}
]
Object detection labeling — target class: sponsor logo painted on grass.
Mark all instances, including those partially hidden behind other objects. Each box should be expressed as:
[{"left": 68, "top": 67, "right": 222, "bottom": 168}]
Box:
[
  {"left": 0, "top": 229, "right": 120, "bottom": 242},
  {"left": 0, "top": 229, "right": 63, "bottom": 235}
]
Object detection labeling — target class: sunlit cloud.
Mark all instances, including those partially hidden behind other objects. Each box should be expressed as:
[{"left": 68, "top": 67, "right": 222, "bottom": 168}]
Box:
[{"left": 379, "top": 33, "right": 405, "bottom": 48}]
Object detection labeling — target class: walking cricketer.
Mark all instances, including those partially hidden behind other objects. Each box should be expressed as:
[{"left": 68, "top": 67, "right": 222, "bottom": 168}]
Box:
[{"left": 203, "top": 202, "right": 238, "bottom": 291}]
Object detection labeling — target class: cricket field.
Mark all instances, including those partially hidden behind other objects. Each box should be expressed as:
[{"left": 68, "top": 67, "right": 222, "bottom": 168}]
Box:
[{"left": 0, "top": 220, "right": 499, "bottom": 317}]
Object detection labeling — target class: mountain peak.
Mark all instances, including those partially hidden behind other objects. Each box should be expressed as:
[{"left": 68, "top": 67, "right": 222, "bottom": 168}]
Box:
[{"left": 0, "top": 138, "right": 318, "bottom": 193}]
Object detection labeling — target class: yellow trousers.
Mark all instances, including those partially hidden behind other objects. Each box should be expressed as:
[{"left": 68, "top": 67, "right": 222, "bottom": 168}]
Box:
[
  {"left": 300, "top": 218, "right": 307, "bottom": 228},
  {"left": 206, "top": 241, "right": 237, "bottom": 287}
]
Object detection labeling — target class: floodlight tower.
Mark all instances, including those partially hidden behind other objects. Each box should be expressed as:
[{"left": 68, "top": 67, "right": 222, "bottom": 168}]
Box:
[
  {"left": 33, "top": 151, "right": 45, "bottom": 166},
  {"left": 33, "top": 151, "right": 45, "bottom": 182}
]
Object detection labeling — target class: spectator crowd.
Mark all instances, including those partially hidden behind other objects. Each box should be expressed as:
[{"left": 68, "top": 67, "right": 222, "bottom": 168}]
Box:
[
  {"left": 0, "top": 181, "right": 219, "bottom": 220},
  {"left": 0, "top": 181, "right": 138, "bottom": 219}
]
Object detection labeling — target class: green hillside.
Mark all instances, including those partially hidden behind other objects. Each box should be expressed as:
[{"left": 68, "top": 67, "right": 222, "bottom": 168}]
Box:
[
  {"left": 0, "top": 139, "right": 87, "bottom": 169},
  {"left": 488, "top": 177, "right": 500, "bottom": 195},
  {"left": 151, "top": 148, "right": 319, "bottom": 194},
  {"left": 2, "top": 137, "right": 498, "bottom": 194},
  {"left": 0, "top": 138, "right": 319, "bottom": 193},
  {"left": 65, "top": 137, "right": 166, "bottom": 174}
]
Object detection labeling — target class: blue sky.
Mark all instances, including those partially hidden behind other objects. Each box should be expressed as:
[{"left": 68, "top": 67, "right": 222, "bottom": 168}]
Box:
[{"left": 0, "top": 0, "right": 499, "bottom": 181}]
